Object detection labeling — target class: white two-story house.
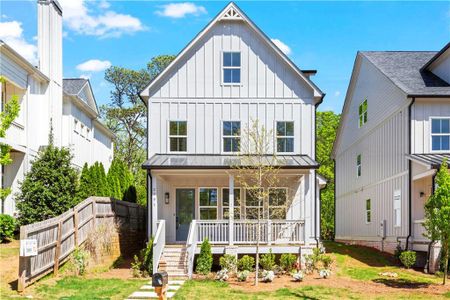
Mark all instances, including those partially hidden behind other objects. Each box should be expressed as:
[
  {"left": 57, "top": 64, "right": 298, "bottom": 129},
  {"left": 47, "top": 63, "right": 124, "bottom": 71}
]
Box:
[
  {"left": 0, "top": 0, "right": 114, "bottom": 216},
  {"left": 333, "top": 43, "right": 450, "bottom": 273},
  {"left": 140, "top": 2, "right": 325, "bottom": 277}
]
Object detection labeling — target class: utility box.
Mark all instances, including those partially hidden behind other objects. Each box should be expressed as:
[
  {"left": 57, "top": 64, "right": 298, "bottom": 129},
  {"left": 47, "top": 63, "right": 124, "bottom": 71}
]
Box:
[
  {"left": 379, "top": 219, "right": 386, "bottom": 238},
  {"left": 152, "top": 271, "right": 168, "bottom": 287}
]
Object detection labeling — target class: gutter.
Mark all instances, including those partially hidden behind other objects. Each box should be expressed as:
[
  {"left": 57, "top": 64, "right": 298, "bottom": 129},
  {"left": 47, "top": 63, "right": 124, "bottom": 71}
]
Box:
[{"left": 405, "top": 97, "right": 416, "bottom": 250}]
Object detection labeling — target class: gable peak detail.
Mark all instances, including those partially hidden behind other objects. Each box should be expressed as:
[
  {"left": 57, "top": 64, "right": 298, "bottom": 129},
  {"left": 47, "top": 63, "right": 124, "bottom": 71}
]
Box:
[{"left": 220, "top": 5, "right": 242, "bottom": 21}]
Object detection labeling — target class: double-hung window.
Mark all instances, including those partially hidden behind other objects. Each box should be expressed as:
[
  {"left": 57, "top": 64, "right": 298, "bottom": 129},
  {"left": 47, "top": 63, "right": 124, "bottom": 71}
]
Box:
[
  {"left": 365, "top": 199, "right": 371, "bottom": 223},
  {"left": 223, "top": 121, "right": 240, "bottom": 152},
  {"left": 276, "top": 121, "right": 294, "bottom": 153},
  {"left": 357, "top": 154, "right": 362, "bottom": 177},
  {"left": 431, "top": 118, "right": 450, "bottom": 151},
  {"left": 268, "top": 188, "right": 287, "bottom": 219},
  {"left": 169, "top": 121, "right": 187, "bottom": 152},
  {"left": 245, "top": 188, "right": 263, "bottom": 220},
  {"left": 223, "top": 52, "right": 241, "bottom": 84},
  {"left": 359, "top": 99, "right": 368, "bottom": 127},
  {"left": 222, "top": 188, "right": 241, "bottom": 219},
  {"left": 199, "top": 188, "right": 218, "bottom": 220}
]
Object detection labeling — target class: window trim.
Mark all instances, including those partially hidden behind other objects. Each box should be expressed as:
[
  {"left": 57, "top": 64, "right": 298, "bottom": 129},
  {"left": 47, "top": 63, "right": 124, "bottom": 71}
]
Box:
[
  {"left": 429, "top": 117, "right": 450, "bottom": 153},
  {"left": 365, "top": 199, "right": 371, "bottom": 224},
  {"left": 221, "top": 51, "right": 242, "bottom": 86},
  {"left": 393, "top": 190, "right": 401, "bottom": 228},
  {"left": 221, "top": 120, "right": 241, "bottom": 154},
  {"left": 198, "top": 187, "right": 218, "bottom": 220},
  {"left": 244, "top": 187, "right": 265, "bottom": 220},
  {"left": 168, "top": 120, "right": 188, "bottom": 153},
  {"left": 268, "top": 187, "right": 288, "bottom": 220},
  {"left": 357, "top": 154, "right": 362, "bottom": 178},
  {"left": 221, "top": 187, "right": 241, "bottom": 220},
  {"left": 358, "top": 99, "right": 368, "bottom": 128},
  {"left": 275, "top": 121, "right": 295, "bottom": 154}
]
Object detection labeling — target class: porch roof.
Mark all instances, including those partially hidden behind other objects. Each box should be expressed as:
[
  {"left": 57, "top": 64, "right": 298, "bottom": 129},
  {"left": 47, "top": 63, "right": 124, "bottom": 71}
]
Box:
[
  {"left": 142, "top": 154, "right": 319, "bottom": 170},
  {"left": 407, "top": 153, "right": 450, "bottom": 169}
]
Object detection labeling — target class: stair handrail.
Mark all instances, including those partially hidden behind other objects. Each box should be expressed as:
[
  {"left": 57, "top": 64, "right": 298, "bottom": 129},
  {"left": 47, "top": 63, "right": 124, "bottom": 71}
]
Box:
[
  {"left": 186, "top": 220, "right": 197, "bottom": 278},
  {"left": 152, "top": 220, "right": 166, "bottom": 274}
]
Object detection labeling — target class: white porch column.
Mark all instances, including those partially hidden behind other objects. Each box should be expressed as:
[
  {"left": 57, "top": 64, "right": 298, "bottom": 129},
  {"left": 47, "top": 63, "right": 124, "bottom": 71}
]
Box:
[
  {"left": 151, "top": 175, "right": 158, "bottom": 237},
  {"left": 228, "top": 174, "right": 234, "bottom": 246}
]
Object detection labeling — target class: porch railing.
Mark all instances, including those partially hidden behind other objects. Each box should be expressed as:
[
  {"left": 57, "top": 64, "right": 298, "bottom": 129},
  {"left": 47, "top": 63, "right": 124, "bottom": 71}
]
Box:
[
  {"left": 152, "top": 220, "right": 166, "bottom": 274},
  {"left": 186, "top": 220, "right": 197, "bottom": 278}
]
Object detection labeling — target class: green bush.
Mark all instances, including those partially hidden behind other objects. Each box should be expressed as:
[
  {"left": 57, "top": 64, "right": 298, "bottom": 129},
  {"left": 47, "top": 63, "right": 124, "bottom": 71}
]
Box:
[
  {"left": 237, "top": 255, "right": 255, "bottom": 272},
  {"left": 130, "top": 255, "right": 142, "bottom": 278},
  {"left": 219, "top": 254, "right": 237, "bottom": 273},
  {"left": 72, "top": 247, "right": 90, "bottom": 275},
  {"left": 399, "top": 251, "right": 416, "bottom": 269},
  {"left": 320, "top": 254, "right": 333, "bottom": 270},
  {"left": 0, "top": 214, "right": 16, "bottom": 242},
  {"left": 280, "top": 253, "right": 297, "bottom": 272},
  {"left": 260, "top": 249, "right": 276, "bottom": 271},
  {"left": 141, "top": 237, "right": 153, "bottom": 275},
  {"left": 196, "top": 239, "right": 212, "bottom": 275}
]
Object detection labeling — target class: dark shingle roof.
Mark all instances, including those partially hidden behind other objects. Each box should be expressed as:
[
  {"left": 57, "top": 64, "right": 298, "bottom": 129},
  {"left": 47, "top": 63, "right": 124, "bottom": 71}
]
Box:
[
  {"left": 360, "top": 51, "right": 450, "bottom": 96},
  {"left": 63, "top": 78, "right": 88, "bottom": 96}
]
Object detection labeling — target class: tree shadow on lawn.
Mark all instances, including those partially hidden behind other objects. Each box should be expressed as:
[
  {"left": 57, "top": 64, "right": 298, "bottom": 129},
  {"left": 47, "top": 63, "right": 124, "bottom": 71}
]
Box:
[
  {"left": 372, "top": 278, "right": 431, "bottom": 289},
  {"left": 323, "top": 241, "right": 397, "bottom": 268}
]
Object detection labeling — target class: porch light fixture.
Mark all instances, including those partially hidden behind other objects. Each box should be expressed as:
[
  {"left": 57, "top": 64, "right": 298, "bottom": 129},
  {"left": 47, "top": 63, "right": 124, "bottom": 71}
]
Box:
[
  {"left": 419, "top": 192, "right": 425, "bottom": 198},
  {"left": 165, "top": 192, "right": 170, "bottom": 204}
]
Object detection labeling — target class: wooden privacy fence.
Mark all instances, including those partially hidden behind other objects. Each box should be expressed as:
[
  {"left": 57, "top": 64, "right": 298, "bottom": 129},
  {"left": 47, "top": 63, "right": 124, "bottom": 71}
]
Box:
[{"left": 18, "top": 197, "right": 146, "bottom": 291}]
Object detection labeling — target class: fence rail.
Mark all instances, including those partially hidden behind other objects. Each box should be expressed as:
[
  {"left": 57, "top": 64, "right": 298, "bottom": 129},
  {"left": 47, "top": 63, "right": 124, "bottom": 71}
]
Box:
[{"left": 18, "top": 197, "right": 146, "bottom": 291}]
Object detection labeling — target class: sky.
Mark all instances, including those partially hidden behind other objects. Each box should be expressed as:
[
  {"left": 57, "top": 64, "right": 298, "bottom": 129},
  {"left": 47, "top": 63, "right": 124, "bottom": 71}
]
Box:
[{"left": 1, "top": 1, "right": 449, "bottom": 113}]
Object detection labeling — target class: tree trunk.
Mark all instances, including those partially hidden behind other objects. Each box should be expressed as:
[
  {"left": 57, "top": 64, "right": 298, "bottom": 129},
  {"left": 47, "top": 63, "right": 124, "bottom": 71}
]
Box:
[
  {"left": 255, "top": 218, "right": 260, "bottom": 286},
  {"left": 444, "top": 242, "right": 448, "bottom": 285}
]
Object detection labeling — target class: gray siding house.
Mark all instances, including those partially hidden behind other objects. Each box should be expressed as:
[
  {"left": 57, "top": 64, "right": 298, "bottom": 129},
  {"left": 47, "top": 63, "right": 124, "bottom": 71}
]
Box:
[
  {"left": 140, "top": 2, "right": 325, "bottom": 277},
  {"left": 333, "top": 43, "right": 450, "bottom": 272}
]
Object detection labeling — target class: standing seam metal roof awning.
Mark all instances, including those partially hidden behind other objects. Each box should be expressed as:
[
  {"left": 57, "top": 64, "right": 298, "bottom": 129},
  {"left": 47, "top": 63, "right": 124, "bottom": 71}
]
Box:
[
  {"left": 142, "top": 154, "right": 319, "bottom": 170},
  {"left": 407, "top": 153, "right": 450, "bottom": 168}
]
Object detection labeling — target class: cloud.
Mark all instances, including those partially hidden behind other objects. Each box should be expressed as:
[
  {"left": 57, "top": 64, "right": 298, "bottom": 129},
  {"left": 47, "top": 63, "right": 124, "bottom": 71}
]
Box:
[
  {"left": 59, "top": 0, "right": 145, "bottom": 38},
  {"left": 271, "top": 38, "right": 291, "bottom": 55},
  {"left": 0, "top": 21, "right": 37, "bottom": 64},
  {"left": 76, "top": 59, "right": 111, "bottom": 72},
  {"left": 156, "top": 2, "right": 207, "bottom": 19},
  {"left": 334, "top": 91, "right": 341, "bottom": 97}
]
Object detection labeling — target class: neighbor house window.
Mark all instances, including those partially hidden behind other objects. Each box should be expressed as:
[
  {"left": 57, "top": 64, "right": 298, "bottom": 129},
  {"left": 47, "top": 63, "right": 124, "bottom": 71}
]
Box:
[
  {"left": 245, "top": 188, "right": 263, "bottom": 220},
  {"left": 394, "top": 190, "right": 401, "bottom": 227},
  {"left": 431, "top": 118, "right": 450, "bottom": 151},
  {"left": 199, "top": 188, "right": 218, "bottom": 220},
  {"left": 222, "top": 188, "right": 241, "bottom": 219},
  {"left": 223, "top": 121, "right": 240, "bottom": 152},
  {"left": 366, "top": 199, "right": 371, "bottom": 223},
  {"left": 268, "top": 188, "right": 287, "bottom": 219},
  {"left": 223, "top": 52, "right": 241, "bottom": 84},
  {"left": 169, "top": 121, "right": 187, "bottom": 152},
  {"left": 359, "top": 99, "right": 368, "bottom": 127},
  {"left": 357, "top": 154, "right": 362, "bottom": 177},
  {"left": 276, "top": 121, "right": 294, "bottom": 152}
]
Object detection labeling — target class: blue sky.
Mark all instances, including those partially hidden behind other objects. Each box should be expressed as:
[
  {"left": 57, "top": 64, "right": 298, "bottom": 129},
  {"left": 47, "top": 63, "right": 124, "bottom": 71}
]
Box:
[{"left": 1, "top": 1, "right": 449, "bottom": 112}]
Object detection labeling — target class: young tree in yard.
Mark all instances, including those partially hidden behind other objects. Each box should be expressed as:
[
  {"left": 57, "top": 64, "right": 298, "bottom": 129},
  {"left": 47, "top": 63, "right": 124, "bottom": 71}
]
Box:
[
  {"left": 232, "top": 120, "right": 284, "bottom": 286},
  {"left": 0, "top": 76, "right": 20, "bottom": 213},
  {"left": 107, "top": 158, "right": 136, "bottom": 202},
  {"left": 316, "top": 111, "right": 340, "bottom": 240},
  {"left": 424, "top": 159, "right": 450, "bottom": 284}
]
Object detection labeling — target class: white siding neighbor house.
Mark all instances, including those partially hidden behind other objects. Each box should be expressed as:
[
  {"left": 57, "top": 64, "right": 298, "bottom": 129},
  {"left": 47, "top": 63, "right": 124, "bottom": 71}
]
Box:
[
  {"left": 0, "top": 0, "right": 114, "bottom": 216},
  {"left": 140, "top": 2, "right": 325, "bottom": 277},
  {"left": 333, "top": 42, "right": 450, "bottom": 273}
]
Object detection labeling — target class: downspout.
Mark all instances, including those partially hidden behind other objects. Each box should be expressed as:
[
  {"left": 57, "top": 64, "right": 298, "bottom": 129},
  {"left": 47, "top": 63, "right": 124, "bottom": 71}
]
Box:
[{"left": 405, "top": 97, "right": 416, "bottom": 250}]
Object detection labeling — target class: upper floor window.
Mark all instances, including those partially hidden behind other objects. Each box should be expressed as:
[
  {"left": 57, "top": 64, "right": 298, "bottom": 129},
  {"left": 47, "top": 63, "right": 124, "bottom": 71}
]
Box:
[
  {"left": 276, "top": 121, "right": 294, "bottom": 153},
  {"left": 223, "top": 121, "right": 240, "bottom": 152},
  {"left": 357, "top": 154, "right": 362, "bottom": 177},
  {"left": 431, "top": 118, "right": 450, "bottom": 151},
  {"left": 169, "top": 121, "right": 187, "bottom": 152},
  {"left": 359, "top": 99, "right": 368, "bottom": 127},
  {"left": 223, "top": 52, "right": 241, "bottom": 84}
]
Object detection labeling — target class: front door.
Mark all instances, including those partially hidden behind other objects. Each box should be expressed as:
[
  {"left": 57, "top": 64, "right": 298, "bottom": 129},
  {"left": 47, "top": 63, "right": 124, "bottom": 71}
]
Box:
[{"left": 176, "top": 189, "right": 195, "bottom": 241}]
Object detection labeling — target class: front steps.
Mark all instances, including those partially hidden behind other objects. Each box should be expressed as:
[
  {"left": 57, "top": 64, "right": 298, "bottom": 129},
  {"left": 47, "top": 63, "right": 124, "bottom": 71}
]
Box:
[{"left": 159, "top": 245, "right": 188, "bottom": 278}]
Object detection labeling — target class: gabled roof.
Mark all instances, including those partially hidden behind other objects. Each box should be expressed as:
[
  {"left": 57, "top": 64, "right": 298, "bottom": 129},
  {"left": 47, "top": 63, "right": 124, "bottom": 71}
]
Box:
[
  {"left": 139, "top": 2, "right": 324, "bottom": 104},
  {"left": 421, "top": 42, "right": 450, "bottom": 71},
  {"left": 63, "top": 78, "right": 99, "bottom": 114}
]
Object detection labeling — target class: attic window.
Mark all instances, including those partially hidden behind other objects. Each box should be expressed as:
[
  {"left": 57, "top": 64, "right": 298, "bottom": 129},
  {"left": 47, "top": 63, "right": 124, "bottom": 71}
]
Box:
[
  {"left": 359, "top": 99, "right": 368, "bottom": 127},
  {"left": 223, "top": 52, "right": 241, "bottom": 84}
]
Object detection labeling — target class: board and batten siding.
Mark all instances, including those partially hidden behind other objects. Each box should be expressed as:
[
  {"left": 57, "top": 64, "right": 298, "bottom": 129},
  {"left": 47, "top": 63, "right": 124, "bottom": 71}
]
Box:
[{"left": 0, "top": 54, "right": 29, "bottom": 89}]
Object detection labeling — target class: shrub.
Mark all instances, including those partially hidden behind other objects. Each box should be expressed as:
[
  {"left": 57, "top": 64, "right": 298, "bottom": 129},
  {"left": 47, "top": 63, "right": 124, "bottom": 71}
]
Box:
[
  {"left": 320, "top": 254, "right": 333, "bottom": 270},
  {"left": 0, "top": 214, "right": 16, "bottom": 242},
  {"left": 72, "top": 247, "right": 90, "bottom": 276},
  {"left": 141, "top": 237, "right": 153, "bottom": 275},
  {"left": 261, "top": 270, "right": 275, "bottom": 282},
  {"left": 319, "top": 269, "right": 331, "bottom": 279},
  {"left": 216, "top": 269, "right": 229, "bottom": 281},
  {"left": 292, "top": 271, "right": 304, "bottom": 282},
  {"left": 399, "top": 251, "right": 416, "bottom": 269},
  {"left": 260, "top": 249, "right": 276, "bottom": 271},
  {"left": 220, "top": 254, "right": 237, "bottom": 273},
  {"left": 280, "top": 253, "right": 297, "bottom": 272},
  {"left": 84, "top": 218, "right": 118, "bottom": 260},
  {"left": 238, "top": 255, "right": 255, "bottom": 272},
  {"left": 304, "top": 247, "right": 323, "bottom": 273},
  {"left": 130, "top": 255, "right": 142, "bottom": 278},
  {"left": 107, "top": 158, "right": 136, "bottom": 202},
  {"left": 196, "top": 239, "right": 212, "bottom": 275},
  {"left": 237, "top": 270, "right": 250, "bottom": 282}
]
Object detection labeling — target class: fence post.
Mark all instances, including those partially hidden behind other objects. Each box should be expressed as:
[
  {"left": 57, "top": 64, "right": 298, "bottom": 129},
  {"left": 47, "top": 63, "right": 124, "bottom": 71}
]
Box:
[
  {"left": 53, "top": 220, "right": 63, "bottom": 275},
  {"left": 73, "top": 209, "right": 79, "bottom": 247},
  {"left": 17, "top": 226, "right": 28, "bottom": 292},
  {"left": 92, "top": 198, "right": 97, "bottom": 228}
]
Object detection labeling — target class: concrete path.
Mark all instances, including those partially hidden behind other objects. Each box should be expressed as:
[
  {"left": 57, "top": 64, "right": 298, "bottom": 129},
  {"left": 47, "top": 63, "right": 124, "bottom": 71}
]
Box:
[{"left": 126, "top": 280, "right": 185, "bottom": 299}]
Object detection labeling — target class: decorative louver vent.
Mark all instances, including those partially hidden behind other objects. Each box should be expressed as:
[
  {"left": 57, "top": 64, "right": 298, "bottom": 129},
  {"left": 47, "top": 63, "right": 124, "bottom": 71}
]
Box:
[{"left": 220, "top": 6, "right": 242, "bottom": 20}]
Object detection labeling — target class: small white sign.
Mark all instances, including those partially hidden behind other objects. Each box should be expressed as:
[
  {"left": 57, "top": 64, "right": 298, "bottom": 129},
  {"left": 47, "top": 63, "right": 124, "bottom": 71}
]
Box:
[{"left": 20, "top": 239, "right": 38, "bottom": 257}]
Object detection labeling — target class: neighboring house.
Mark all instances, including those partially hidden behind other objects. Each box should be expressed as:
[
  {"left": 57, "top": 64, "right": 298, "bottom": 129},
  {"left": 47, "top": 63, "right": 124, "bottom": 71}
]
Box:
[
  {"left": 140, "top": 2, "right": 325, "bottom": 277},
  {"left": 332, "top": 43, "right": 450, "bottom": 273},
  {"left": 0, "top": 0, "right": 114, "bottom": 216}
]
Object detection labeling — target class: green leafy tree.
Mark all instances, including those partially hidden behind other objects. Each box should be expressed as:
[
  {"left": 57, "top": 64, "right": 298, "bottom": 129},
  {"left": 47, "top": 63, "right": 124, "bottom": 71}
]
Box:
[
  {"left": 16, "top": 130, "right": 79, "bottom": 225},
  {"left": 77, "top": 163, "right": 92, "bottom": 201},
  {"left": 0, "top": 76, "right": 20, "bottom": 213},
  {"left": 196, "top": 238, "right": 212, "bottom": 275},
  {"left": 424, "top": 159, "right": 450, "bottom": 285},
  {"left": 316, "top": 111, "right": 340, "bottom": 240},
  {"left": 107, "top": 158, "right": 136, "bottom": 202}
]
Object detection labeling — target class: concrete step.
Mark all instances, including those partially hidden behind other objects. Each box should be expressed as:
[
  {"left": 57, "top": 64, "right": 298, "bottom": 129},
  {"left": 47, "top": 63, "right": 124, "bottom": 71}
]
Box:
[{"left": 127, "top": 291, "right": 176, "bottom": 299}]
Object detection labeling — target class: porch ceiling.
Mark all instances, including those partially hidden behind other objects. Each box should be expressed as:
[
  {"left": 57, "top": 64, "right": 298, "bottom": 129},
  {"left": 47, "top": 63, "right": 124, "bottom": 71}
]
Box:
[
  {"left": 142, "top": 154, "right": 319, "bottom": 170},
  {"left": 407, "top": 153, "right": 450, "bottom": 169}
]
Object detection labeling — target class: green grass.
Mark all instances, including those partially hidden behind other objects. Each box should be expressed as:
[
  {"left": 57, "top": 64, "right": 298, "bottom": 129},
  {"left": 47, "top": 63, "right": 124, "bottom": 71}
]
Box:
[
  {"left": 0, "top": 246, "right": 18, "bottom": 259},
  {"left": 35, "top": 277, "right": 146, "bottom": 300},
  {"left": 444, "top": 291, "right": 450, "bottom": 298}
]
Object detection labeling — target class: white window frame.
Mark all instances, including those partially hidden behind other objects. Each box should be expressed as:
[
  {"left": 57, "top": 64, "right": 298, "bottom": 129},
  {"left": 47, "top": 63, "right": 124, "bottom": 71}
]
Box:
[
  {"left": 244, "top": 188, "right": 265, "bottom": 220},
  {"left": 268, "top": 187, "right": 288, "bottom": 220},
  {"left": 430, "top": 117, "right": 450, "bottom": 153},
  {"left": 365, "top": 199, "right": 371, "bottom": 224},
  {"left": 221, "top": 187, "right": 241, "bottom": 220},
  {"left": 275, "top": 121, "right": 295, "bottom": 154},
  {"left": 198, "top": 187, "right": 218, "bottom": 220},
  {"left": 222, "top": 51, "right": 241, "bottom": 85},
  {"left": 222, "top": 121, "right": 241, "bottom": 153},
  {"left": 168, "top": 120, "right": 188, "bottom": 153},
  {"left": 359, "top": 99, "right": 368, "bottom": 128},
  {"left": 393, "top": 190, "right": 401, "bottom": 228},
  {"left": 357, "top": 154, "right": 362, "bottom": 178}
]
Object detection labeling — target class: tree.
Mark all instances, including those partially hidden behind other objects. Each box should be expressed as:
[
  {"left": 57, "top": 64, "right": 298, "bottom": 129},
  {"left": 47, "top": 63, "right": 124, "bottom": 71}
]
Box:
[
  {"left": 77, "top": 163, "right": 92, "bottom": 201},
  {"left": 16, "top": 130, "right": 79, "bottom": 225},
  {"left": 316, "top": 111, "right": 340, "bottom": 240},
  {"left": 77, "top": 162, "right": 111, "bottom": 200},
  {"left": 0, "top": 76, "right": 20, "bottom": 213},
  {"left": 107, "top": 158, "right": 137, "bottom": 202},
  {"left": 424, "top": 159, "right": 450, "bottom": 285}
]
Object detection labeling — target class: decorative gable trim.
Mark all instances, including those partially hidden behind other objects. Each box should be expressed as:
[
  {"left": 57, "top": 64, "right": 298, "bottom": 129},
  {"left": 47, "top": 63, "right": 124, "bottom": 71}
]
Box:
[{"left": 219, "top": 6, "right": 242, "bottom": 21}]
